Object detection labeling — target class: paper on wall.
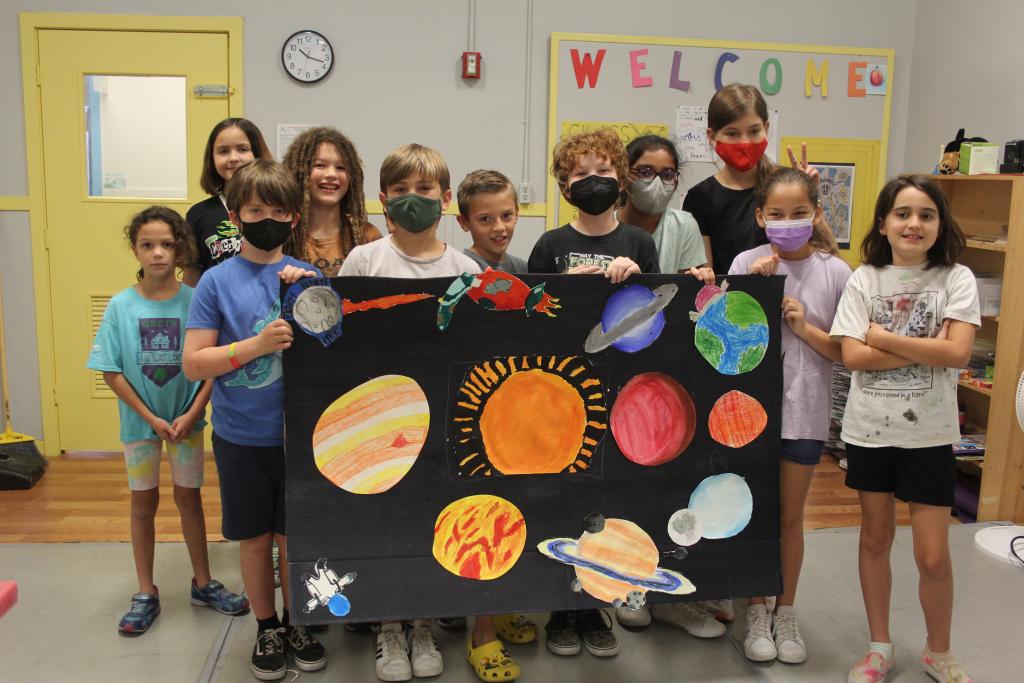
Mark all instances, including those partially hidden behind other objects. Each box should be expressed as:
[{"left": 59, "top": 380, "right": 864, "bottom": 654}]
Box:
[
  {"left": 674, "top": 106, "right": 781, "bottom": 163},
  {"left": 277, "top": 123, "right": 314, "bottom": 159}
]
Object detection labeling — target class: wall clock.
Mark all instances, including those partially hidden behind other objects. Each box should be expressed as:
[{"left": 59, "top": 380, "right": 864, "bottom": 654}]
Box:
[{"left": 282, "top": 30, "right": 334, "bottom": 83}]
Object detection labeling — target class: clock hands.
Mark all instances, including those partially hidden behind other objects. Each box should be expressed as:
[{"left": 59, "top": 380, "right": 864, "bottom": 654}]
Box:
[{"left": 299, "top": 49, "right": 325, "bottom": 64}]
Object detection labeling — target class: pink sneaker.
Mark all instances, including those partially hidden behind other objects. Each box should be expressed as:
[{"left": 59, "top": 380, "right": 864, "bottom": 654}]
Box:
[
  {"left": 922, "top": 648, "right": 972, "bottom": 683},
  {"left": 848, "top": 651, "right": 894, "bottom": 683}
]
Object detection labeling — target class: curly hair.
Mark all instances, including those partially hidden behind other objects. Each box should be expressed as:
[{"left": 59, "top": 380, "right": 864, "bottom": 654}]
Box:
[
  {"left": 550, "top": 128, "right": 629, "bottom": 193},
  {"left": 861, "top": 174, "right": 964, "bottom": 269},
  {"left": 199, "top": 118, "right": 272, "bottom": 195},
  {"left": 281, "top": 127, "right": 369, "bottom": 261},
  {"left": 124, "top": 206, "right": 196, "bottom": 282}
]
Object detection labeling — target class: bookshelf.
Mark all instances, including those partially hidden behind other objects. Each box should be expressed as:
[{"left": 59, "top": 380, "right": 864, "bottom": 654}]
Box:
[{"left": 932, "top": 174, "right": 1024, "bottom": 522}]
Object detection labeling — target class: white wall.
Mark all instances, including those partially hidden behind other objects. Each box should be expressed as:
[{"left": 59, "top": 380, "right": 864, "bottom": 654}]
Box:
[
  {"left": 1, "top": 0, "right": 922, "bottom": 442},
  {"left": 903, "top": 0, "right": 1024, "bottom": 172}
]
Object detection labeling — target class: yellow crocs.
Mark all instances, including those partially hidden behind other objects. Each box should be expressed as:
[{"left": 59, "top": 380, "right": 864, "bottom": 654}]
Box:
[
  {"left": 466, "top": 637, "right": 521, "bottom": 681},
  {"left": 494, "top": 613, "right": 538, "bottom": 644}
]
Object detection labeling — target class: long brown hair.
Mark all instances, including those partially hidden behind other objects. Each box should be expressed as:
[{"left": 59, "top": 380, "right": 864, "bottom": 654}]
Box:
[
  {"left": 754, "top": 167, "right": 838, "bottom": 255},
  {"left": 199, "top": 118, "right": 272, "bottom": 195},
  {"left": 282, "top": 127, "right": 369, "bottom": 260},
  {"left": 708, "top": 84, "right": 775, "bottom": 182}
]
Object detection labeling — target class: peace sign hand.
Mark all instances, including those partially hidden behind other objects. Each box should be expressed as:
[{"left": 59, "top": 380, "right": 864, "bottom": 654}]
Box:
[{"left": 787, "top": 142, "right": 820, "bottom": 187}]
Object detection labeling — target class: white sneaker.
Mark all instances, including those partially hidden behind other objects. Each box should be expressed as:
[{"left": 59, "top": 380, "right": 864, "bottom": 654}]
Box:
[
  {"left": 701, "top": 599, "right": 735, "bottom": 622},
  {"left": 407, "top": 619, "right": 444, "bottom": 678},
  {"left": 376, "top": 622, "right": 412, "bottom": 682},
  {"left": 773, "top": 606, "right": 807, "bottom": 664},
  {"left": 651, "top": 601, "right": 726, "bottom": 638},
  {"left": 614, "top": 604, "right": 651, "bottom": 629},
  {"left": 744, "top": 604, "right": 777, "bottom": 662}
]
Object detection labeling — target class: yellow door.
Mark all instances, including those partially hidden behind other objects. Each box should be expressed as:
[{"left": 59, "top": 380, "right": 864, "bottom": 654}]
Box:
[{"left": 37, "top": 29, "right": 231, "bottom": 452}]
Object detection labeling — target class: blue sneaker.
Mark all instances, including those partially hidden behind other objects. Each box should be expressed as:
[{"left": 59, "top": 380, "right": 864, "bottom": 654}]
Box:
[
  {"left": 190, "top": 579, "right": 250, "bottom": 615},
  {"left": 118, "top": 591, "right": 160, "bottom": 636}
]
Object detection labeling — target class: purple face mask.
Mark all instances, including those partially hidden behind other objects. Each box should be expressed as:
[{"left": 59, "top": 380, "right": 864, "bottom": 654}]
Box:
[{"left": 764, "top": 218, "right": 813, "bottom": 252}]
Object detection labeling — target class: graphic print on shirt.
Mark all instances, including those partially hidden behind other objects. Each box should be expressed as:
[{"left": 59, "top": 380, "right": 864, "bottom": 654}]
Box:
[
  {"left": 559, "top": 252, "right": 614, "bottom": 272},
  {"left": 138, "top": 318, "right": 182, "bottom": 387},
  {"left": 203, "top": 219, "right": 242, "bottom": 263},
  {"left": 863, "top": 290, "right": 936, "bottom": 391},
  {"left": 224, "top": 301, "right": 283, "bottom": 390}
]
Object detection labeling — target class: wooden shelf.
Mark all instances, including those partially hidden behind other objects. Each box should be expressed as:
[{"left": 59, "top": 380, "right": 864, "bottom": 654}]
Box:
[
  {"left": 958, "top": 379, "right": 993, "bottom": 396},
  {"left": 931, "top": 173, "right": 1022, "bottom": 182},
  {"left": 965, "top": 238, "right": 1007, "bottom": 252}
]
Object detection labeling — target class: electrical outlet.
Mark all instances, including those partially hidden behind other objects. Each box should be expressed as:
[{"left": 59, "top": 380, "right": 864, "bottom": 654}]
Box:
[{"left": 517, "top": 182, "right": 532, "bottom": 204}]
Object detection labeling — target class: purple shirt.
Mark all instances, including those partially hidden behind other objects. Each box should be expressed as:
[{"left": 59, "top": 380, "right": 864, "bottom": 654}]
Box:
[{"left": 731, "top": 245, "right": 851, "bottom": 440}]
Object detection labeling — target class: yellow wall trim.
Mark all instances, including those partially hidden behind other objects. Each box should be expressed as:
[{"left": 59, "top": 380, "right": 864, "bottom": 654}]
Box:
[{"left": 0, "top": 196, "right": 30, "bottom": 211}]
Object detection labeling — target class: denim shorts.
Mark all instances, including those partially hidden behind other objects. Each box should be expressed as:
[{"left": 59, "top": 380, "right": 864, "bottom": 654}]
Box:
[{"left": 780, "top": 438, "right": 825, "bottom": 466}]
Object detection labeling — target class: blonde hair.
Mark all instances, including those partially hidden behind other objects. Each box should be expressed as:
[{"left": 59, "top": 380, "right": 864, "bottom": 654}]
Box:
[
  {"left": 550, "top": 128, "right": 629, "bottom": 193},
  {"left": 224, "top": 159, "right": 302, "bottom": 215},
  {"left": 380, "top": 143, "right": 450, "bottom": 193},
  {"left": 457, "top": 169, "right": 518, "bottom": 216},
  {"left": 282, "top": 127, "right": 370, "bottom": 260}
]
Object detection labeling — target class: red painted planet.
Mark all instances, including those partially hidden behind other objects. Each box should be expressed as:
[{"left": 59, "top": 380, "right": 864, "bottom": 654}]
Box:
[{"left": 610, "top": 372, "right": 696, "bottom": 466}]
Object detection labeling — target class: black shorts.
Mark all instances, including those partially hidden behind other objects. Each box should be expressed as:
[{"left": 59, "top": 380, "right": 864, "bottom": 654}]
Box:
[
  {"left": 212, "top": 432, "right": 286, "bottom": 540},
  {"left": 844, "top": 442, "right": 955, "bottom": 507}
]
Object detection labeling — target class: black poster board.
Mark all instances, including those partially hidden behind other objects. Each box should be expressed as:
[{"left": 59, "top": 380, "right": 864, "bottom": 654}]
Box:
[{"left": 284, "top": 273, "right": 783, "bottom": 624}]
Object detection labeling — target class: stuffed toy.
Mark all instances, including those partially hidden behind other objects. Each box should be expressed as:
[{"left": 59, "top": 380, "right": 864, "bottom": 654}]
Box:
[{"left": 938, "top": 128, "right": 988, "bottom": 174}]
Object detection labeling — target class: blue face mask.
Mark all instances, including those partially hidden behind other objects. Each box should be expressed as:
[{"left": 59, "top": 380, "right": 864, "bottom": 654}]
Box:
[{"left": 764, "top": 218, "right": 813, "bottom": 251}]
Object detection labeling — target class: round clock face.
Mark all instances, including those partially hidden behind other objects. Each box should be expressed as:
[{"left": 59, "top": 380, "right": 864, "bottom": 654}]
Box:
[{"left": 282, "top": 30, "right": 334, "bottom": 83}]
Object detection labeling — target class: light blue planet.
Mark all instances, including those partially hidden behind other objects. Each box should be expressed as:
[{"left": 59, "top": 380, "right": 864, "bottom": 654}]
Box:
[{"left": 687, "top": 473, "right": 753, "bottom": 539}]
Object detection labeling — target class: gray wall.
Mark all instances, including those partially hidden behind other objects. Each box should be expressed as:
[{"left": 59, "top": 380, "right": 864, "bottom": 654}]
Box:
[
  {"left": 904, "top": 0, "right": 1024, "bottom": 173},
  {"left": 1, "top": 0, "right": 922, "bottom": 442}
]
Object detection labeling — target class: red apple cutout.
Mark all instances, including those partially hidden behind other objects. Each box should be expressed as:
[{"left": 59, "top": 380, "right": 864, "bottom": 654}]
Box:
[{"left": 870, "top": 68, "right": 884, "bottom": 87}]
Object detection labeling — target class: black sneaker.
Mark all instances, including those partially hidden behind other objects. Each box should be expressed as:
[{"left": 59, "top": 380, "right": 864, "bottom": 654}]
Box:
[
  {"left": 436, "top": 616, "right": 467, "bottom": 631},
  {"left": 286, "top": 624, "right": 327, "bottom": 672},
  {"left": 545, "top": 610, "right": 581, "bottom": 656},
  {"left": 577, "top": 609, "right": 618, "bottom": 657},
  {"left": 251, "top": 627, "right": 287, "bottom": 681}
]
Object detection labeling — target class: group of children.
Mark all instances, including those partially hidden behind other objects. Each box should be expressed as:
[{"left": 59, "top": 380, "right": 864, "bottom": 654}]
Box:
[{"left": 87, "top": 82, "right": 975, "bottom": 683}]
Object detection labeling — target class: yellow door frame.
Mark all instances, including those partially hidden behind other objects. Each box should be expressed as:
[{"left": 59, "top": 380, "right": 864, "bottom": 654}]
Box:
[{"left": 19, "top": 13, "right": 244, "bottom": 455}]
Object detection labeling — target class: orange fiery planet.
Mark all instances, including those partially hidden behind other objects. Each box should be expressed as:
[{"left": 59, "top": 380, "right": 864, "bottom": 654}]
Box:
[{"left": 432, "top": 495, "right": 527, "bottom": 580}]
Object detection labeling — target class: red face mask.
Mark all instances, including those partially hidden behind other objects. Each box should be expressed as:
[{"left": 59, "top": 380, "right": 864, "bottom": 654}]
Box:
[{"left": 714, "top": 138, "right": 768, "bottom": 171}]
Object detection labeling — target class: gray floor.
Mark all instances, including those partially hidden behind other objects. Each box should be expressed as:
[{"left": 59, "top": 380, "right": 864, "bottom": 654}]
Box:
[{"left": 0, "top": 524, "right": 1020, "bottom": 682}]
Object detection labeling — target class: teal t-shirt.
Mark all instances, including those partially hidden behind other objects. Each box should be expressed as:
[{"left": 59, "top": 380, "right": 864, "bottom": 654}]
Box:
[
  {"left": 86, "top": 284, "right": 205, "bottom": 443},
  {"left": 652, "top": 207, "right": 708, "bottom": 273}
]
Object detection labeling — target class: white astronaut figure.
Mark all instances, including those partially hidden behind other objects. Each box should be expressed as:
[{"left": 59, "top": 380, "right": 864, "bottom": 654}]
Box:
[{"left": 302, "top": 558, "right": 356, "bottom": 616}]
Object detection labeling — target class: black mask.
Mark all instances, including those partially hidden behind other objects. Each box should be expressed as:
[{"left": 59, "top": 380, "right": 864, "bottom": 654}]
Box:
[
  {"left": 241, "top": 218, "right": 292, "bottom": 251},
  {"left": 568, "top": 175, "right": 620, "bottom": 216}
]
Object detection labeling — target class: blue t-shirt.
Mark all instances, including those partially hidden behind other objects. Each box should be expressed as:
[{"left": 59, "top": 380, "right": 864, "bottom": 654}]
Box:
[
  {"left": 186, "top": 255, "right": 316, "bottom": 447},
  {"left": 86, "top": 285, "right": 206, "bottom": 443}
]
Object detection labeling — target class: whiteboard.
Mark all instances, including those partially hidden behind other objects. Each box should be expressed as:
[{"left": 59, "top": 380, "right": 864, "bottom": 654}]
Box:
[{"left": 546, "top": 33, "right": 895, "bottom": 229}]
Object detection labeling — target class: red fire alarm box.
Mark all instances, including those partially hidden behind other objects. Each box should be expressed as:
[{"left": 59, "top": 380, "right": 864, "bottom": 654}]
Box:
[{"left": 462, "top": 51, "right": 481, "bottom": 79}]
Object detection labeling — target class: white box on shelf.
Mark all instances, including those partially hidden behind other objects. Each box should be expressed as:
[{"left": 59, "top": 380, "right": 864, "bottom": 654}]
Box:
[{"left": 974, "top": 275, "right": 1003, "bottom": 316}]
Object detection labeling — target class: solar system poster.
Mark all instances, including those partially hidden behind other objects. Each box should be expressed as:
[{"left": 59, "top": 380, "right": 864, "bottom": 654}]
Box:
[{"left": 283, "top": 272, "right": 784, "bottom": 624}]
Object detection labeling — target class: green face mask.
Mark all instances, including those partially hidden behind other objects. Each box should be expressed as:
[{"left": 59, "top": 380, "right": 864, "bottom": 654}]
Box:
[{"left": 386, "top": 193, "right": 443, "bottom": 233}]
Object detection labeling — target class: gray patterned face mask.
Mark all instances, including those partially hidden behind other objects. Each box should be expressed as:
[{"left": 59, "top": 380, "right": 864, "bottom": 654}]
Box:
[{"left": 629, "top": 176, "right": 676, "bottom": 214}]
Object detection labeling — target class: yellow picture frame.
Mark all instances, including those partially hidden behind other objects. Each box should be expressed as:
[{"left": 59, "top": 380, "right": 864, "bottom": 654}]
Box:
[{"left": 780, "top": 137, "right": 881, "bottom": 266}]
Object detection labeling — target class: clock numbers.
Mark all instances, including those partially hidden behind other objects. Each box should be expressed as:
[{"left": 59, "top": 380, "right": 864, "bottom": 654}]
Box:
[{"left": 282, "top": 31, "right": 334, "bottom": 83}]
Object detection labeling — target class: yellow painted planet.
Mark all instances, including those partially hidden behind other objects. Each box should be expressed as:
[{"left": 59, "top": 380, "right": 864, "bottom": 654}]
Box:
[
  {"left": 312, "top": 375, "right": 429, "bottom": 494},
  {"left": 433, "top": 495, "right": 527, "bottom": 580}
]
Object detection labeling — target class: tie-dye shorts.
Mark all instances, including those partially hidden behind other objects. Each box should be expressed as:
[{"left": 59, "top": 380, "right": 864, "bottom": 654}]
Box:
[{"left": 123, "top": 430, "right": 205, "bottom": 491}]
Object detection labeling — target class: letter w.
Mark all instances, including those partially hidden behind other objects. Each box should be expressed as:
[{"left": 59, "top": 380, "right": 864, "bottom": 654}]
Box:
[{"left": 570, "top": 48, "right": 606, "bottom": 89}]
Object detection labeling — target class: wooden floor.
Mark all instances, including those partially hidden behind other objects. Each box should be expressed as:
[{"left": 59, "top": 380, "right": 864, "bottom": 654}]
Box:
[{"left": 0, "top": 452, "right": 922, "bottom": 543}]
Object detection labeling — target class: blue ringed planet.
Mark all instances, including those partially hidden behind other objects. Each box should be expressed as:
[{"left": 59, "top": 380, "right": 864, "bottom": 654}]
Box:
[
  {"left": 585, "top": 284, "right": 678, "bottom": 354},
  {"left": 540, "top": 538, "right": 692, "bottom": 593}
]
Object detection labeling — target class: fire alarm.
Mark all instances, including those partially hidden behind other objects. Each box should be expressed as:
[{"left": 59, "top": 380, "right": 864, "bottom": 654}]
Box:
[{"left": 462, "top": 51, "right": 481, "bottom": 79}]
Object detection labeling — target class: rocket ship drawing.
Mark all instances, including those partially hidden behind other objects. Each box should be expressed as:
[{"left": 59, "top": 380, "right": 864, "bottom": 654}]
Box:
[{"left": 437, "top": 268, "right": 560, "bottom": 330}]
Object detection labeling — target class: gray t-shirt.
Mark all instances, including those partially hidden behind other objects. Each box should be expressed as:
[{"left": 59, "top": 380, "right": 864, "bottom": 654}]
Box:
[
  {"left": 830, "top": 263, "right": 980, "bottom": 448},
  {"left": 462, "top": 249, "right": 527, "bottom": 274},
  {"left": 339, "top": 236, "right": 482, "bottom": 278},
  {"left": 731, "top": 245, "right": 852, "bottom": 441},
  {"left": 651, "top": 207, "right": 708, "bottom": 273}
]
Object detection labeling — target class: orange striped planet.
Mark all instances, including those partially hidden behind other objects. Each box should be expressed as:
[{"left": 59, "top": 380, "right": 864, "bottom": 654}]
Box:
[
  {"left": 708, "top": 390, "right": 767, "bottom": 448},
  {"left": 538, "top": 518, "right": 695, "bottom": 605},
  {"left": 432, "top": 495, "right": 527, "bottom": 580},
  {"left": 312, "top": 375, "right": 429, "bottom": 494}
]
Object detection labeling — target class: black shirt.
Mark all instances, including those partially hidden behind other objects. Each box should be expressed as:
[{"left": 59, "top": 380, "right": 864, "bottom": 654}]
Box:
[
  {"left": 527, "top": 222, "right": 660, "bottom": 274},
  {"left": 682, "top": 175, "right": 768, "bottom": 274},
  {"left": 185, "top": 195, "right": 242, "bottom": 273}
]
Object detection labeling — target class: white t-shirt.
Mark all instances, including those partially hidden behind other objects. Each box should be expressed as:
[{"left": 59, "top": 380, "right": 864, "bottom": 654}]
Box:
[
  {"left": 829, "top": 263, "right": 980, "bottom": 448},
  {"left": 339, "top": 235, "right": 483, "bottom": 278},
  {"left": 651, "top": 208, "right": 708, "bottom": 274},
  {"left": 731, "top": 246, "right": 851, "bottom": 440}
]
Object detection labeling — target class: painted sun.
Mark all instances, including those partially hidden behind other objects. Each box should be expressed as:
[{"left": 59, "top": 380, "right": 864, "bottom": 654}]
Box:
[{"left": 452, "top": 356, "right": 608, "bottom": 477}]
